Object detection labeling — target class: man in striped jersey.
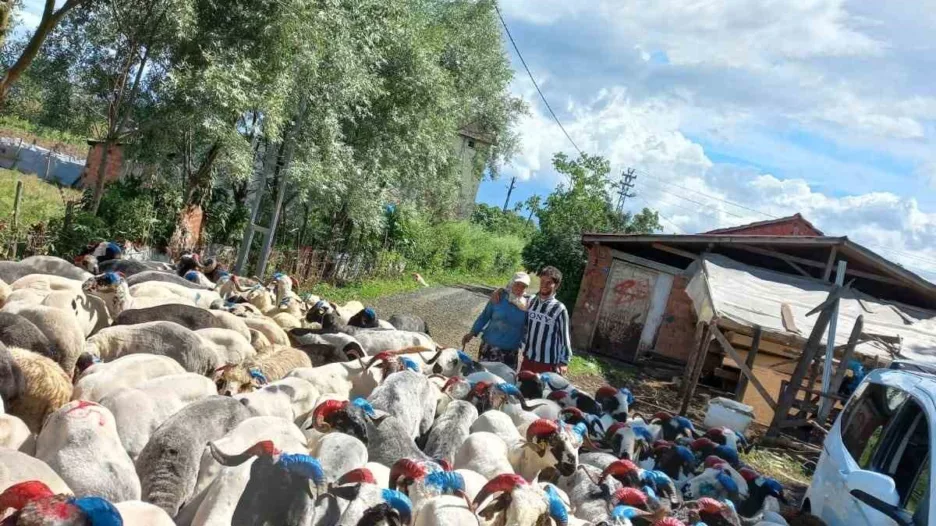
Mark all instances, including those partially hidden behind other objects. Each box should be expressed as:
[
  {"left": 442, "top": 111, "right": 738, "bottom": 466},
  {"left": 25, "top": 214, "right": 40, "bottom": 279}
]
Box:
[{"left": 520, "top": 266, "right": 572, "bottom": 375}]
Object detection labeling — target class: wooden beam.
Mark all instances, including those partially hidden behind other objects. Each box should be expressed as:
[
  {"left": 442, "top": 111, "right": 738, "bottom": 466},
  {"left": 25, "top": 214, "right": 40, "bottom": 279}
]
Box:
[
  {"left": 733, "top": 244, "right": 908, "bottom": 287},
  {"left": 680, "top": 323, "right": 713, "bottom": 416},
  {"left": 785, "top": 258, "right": 812, "bottom": 278},
  {"left": 652, "top": 243, "right": 699, "bottom": 261},
  {"left": 817, "top": 315, "right": 863, "bottom": 424},
  {"left": 780, "top": 304, "right": 799, "bottom": 333},
  {"left": 712, "top": 325, "right": 777, "bottom": 410},
  {"left": 610, "top": 249, "right": 684, "bottom": 276},
  {"left": 823, "top": 247, "right": 838, "bottom": 282},
  {"left": 735, "top": 325, "right": 761, "bottom": 400},
  {"left": 768, "top": 288, "right": 838, "bottom": 437}
]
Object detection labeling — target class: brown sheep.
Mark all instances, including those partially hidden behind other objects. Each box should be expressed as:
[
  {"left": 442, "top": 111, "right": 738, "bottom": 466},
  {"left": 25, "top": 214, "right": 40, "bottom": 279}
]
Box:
[
  {"left": 8, "top": 347, "right": 72, "bottom": 433},
  {"left": 214, "top": 346, "right": 312, "bottom": 396}
]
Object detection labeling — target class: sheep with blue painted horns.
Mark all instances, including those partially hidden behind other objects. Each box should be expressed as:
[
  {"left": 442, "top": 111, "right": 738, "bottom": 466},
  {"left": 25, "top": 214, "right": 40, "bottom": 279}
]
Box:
[
  {"left": 209, "top": 440, "right": 325, "bottom": 526},
  {"left": 7, "top": 346, "right": 71, "bottom": 434},
  {"left": 84, "top": 320, "right": 219, "bottom": 375},
  {"left": 35, "top": 400, "right": 141, "bottom": 502},
  {"left": 135, "top": 395, "right": 252, "bottom": 517}
]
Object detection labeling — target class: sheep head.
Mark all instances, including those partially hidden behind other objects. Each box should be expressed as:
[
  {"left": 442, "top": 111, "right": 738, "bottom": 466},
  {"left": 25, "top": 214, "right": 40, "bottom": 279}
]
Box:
[
  {"left": 474, "top": 474, "right": 559, "bottom": 526},
  {"left": 81, "top": 272, "right": 125, "bottom": 295},
  {"left": 308, "top": 398, "right": 371, "bottom": 444},
  {"left": 595, "top": 385, "right": 634, "bottom": 421},
  {"left": 0, "top": 481, "right": 55, "bottom": 516},
  {"left": 357, "top": 489, "right": 412, "bottom": 526},
  {"left": 524, "top": 419, "right": 582, "bottom": 477},
  {"left": 214, "top": 365, "right": 260, "bottom": 396},
  {"left": 425, "top": 348, "right": 463, "bottom": 377}
]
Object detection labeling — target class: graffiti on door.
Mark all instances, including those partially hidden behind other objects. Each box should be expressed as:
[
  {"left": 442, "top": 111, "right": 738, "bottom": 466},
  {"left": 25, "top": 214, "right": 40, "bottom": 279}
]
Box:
[{"left": 612, "top": 278, "right": 650, "bottom": 305}]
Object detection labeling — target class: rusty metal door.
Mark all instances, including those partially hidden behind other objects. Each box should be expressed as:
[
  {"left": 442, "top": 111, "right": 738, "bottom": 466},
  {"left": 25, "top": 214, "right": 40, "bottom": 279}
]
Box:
[{"left": 592, "top": 260, "right": 659, "bottom": 362}]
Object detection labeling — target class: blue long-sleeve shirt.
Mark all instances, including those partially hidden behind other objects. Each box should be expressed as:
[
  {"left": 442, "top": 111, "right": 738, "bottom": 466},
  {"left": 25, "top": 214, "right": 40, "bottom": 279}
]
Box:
[{"left": 470, "top": 295, "right": 528, "bottom": 351}]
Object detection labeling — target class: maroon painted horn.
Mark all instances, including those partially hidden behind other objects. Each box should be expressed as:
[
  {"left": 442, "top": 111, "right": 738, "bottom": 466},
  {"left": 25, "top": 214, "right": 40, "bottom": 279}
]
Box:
[
  {"left": 337, "top": 468, "right": 376, "bottom": 486},
  {"left": 526, "top": 419, "right": 560, "bottom": 442},
  {"left": 210, "top": 439, "right": 279, "bottom": 467},
  {"left": 473, "top": 473, "right": 527, "bottom": 508}
]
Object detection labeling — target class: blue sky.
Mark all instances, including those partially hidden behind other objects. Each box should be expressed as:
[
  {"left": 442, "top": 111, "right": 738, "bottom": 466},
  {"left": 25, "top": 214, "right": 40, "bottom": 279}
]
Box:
[
  {"left": 13, "top": 0, "right": 936, "bottom": 278},
  {"left": 478, "top": 0, "right": 936, "bottom": 279}
]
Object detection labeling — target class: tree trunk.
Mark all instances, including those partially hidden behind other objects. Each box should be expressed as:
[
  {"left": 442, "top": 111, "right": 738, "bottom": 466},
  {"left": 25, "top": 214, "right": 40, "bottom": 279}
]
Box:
[
  {"left": 0, "top": 0, "right": 84, "bottom": 106},
  {"left": 0, "top": 0, "right": 14, "bottom": 51},
  {"left": 89, "top": 140, "right": 113, "bottom": 215},
  {"left": 168, "top": 140, "right": 223, "bottom": 257}
]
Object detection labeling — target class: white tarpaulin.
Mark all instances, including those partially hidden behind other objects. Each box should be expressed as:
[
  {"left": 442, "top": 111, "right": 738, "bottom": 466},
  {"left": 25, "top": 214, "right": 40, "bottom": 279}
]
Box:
[{"left": 686, "top": 253, "right": 936, "bottom": 365}]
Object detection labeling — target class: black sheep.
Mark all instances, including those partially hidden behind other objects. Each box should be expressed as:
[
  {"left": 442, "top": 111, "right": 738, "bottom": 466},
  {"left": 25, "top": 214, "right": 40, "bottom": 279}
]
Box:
[
  {"left": 348, "top": 308, "right": 381, "bottom": 329},
  {"left": 0, "top": 313, "right": 55, "bottom": 362},
  {"left": 113, "top": 304, "right": 226, "bottom": 331},
  {"left": 388, "top": 313, "right": 430, "bottom": 335}
]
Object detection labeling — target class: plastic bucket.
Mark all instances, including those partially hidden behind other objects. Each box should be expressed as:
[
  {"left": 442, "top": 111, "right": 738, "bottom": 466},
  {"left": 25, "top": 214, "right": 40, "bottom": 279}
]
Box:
[{"left": 703, "top": 397, "right": 755, "bottom": 434}]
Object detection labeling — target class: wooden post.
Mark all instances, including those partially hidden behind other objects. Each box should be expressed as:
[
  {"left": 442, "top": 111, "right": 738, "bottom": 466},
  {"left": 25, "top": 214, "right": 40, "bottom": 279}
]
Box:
[
  {"left": 735, "top": 325, "right": 761, "bottom": 400},
  {"left": 680, "top": 322, "right": 713, "bottom": 416},
  {"left": 817, "top": 315, "right": 864, "bottom": 424},
  {"left": 681, "top": 321, "right": 706, "bottom": 398},
  {"left": 11, "top": 179, "right": 22, "bottom": 227},
  {"left": 712, "top": 325, "right": 777, "bottom": 410},
  {"left": 768, "top": 288, "right": 840, "bottom": 437}
]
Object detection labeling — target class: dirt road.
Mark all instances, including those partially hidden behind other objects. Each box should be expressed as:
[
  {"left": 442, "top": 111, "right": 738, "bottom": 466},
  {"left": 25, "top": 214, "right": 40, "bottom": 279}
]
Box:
[{"left": 369, "top": 285, "right": 494, "bottom": 350}]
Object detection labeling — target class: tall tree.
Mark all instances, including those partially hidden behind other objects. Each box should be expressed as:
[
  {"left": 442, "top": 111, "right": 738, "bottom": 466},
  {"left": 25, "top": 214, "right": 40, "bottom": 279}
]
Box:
[
  {"left": 0, "top": 0, "right": 92, "bottom": 105},
  {"left": 522, "top": 152, "right": 662, "bottom": 305}
]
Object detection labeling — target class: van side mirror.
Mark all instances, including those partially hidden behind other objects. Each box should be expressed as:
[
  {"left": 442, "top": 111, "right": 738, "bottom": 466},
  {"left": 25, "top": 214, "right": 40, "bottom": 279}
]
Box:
[{"left": 850, "top": 490, "right": 914, "bottom": 526}]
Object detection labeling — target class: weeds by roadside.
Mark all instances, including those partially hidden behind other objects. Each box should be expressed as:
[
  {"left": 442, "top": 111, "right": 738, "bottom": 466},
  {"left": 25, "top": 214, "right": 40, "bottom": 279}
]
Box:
[{"left": 306, "top": 270, "right": 515, "bottom": 304}]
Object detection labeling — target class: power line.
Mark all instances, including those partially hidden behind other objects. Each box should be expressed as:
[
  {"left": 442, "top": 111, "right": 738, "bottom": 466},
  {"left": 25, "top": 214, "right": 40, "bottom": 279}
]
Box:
[
  {"left": 634, "top": 172, "right": 783, "bottom": 219},
  {"left": 632, "top": 195, "right": 686, "bottom": 234},
  {"left": 494, "top": 4, "right": 584, "bottom": 158},
  {"left": 637, "top": 179, "right": 750, "bottom": 220}
]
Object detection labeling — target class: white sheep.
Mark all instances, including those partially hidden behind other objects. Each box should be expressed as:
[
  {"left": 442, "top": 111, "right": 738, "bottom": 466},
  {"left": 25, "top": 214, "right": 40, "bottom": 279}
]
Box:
[
  {"left": 84, "top": 321, "right": 219, "bottom": 375},
  {"left": 114, "top": 501, "right": 176, "bottom": 526},
  {"left": 18, "top": 255, "right": 91, "bottom": 281},
  {"left": 287, "top": 360, "right": 380, "bottom": 400},
  {"left": 129, "top": 281, "right": 221, "bottom": 309},
  {"left": 0, "top": 278, "right": 11, "bottom": 306},
  {"left": 240, "top": 315, "right": 290, "bottom": 346},
  {"left": 7, "top": 347, "right": 72, "bottom": 433},
  {"left": 41, "top": 289, "right": 110, "bottom": 337},
  {"left": 196, "top": 328, "right": 256, "bottom": 365},
  {"left": 0, "top": 448, "right": 71, "bottom": 495},
  {"left": 0, "top": 412, "right": 35, "bottom": 454},
  {"left": 98, "top": 373, "right": 217, "bottom": 461},
  {"left": 73, "top": 353, "right": 186, "bottom": 402},
  {"left": 35, "top": 400, "right": 141, "bottom": 502},
  {"left": 1, "top": 304, "right": 85, "bottom": 374},
  {"left": 234, "top": 376, "right": 321, "bottom": 423},
  {"left": 10, "top": 274, "right": 82, "bottom": 292},
  {"left": 207, "top": 310, "right": 252, "bottom": 341},
  {"left": 214, "top": 346, "right": 313, "bottom": 395}
]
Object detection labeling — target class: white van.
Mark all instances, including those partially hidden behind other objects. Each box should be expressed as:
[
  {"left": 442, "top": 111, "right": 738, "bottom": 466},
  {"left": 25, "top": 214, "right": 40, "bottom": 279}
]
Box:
[{"left": 804, "top": 368, "right": 933, "bottom": 525}]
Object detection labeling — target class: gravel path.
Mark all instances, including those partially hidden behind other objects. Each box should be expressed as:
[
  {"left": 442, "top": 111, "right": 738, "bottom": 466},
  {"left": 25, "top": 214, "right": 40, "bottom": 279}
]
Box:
[{"left": 369, "top": 285, "right": 494, "bottom": 350}]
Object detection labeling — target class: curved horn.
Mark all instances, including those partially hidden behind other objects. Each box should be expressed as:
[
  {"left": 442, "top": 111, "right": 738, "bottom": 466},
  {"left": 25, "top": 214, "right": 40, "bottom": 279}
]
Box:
[
  {"left": 277, "top": 453, "right": 325, "bottom": 487},
  {"left": 337, "top": 468, "right": 376, "bottom": 486},
  {"left": 560, "top": 407, "right": 586, "bottom": 423},
  {"left": 472, "top": 474, "right": 527, "bottom": 508},
  {"left": 232, "top": 275, "right": 249, "bottom": 292},
  {"left": 310, "top": 400, "right": 349, "bottom": 431},
  {"left": 442, "top": 376, "right": 463, "bottom": 392},
  {"left": 525, "top": 419, "right": 560, "bottom": 442},
  {"left": 599, "top": 460, "right": 639, "bottom": 481},
  {"left": 544, "top": 485, "right": 569, "bottom": 526},
  {"left": 424, "top": 347, "right": 445, "bottom": 364},
  {"left": 380, "top": 488, "right": 413, "bottom": 525},
  {"left": 210, "top": 440, "right": 278, "bottom": 467},
  {"left": 389, "top": 459, "right": 428, "bottom": 491},
  {"left": 365, "top": 352, "right": 394, "bottom": 371},
  {"left": 342, "top": 342, "right": 365, "bottom": 360}
]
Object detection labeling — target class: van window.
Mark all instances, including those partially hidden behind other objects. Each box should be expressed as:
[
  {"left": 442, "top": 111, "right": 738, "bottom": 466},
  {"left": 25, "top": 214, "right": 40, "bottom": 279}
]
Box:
[
  {"left": 874, "top": 399, "right": 930, "bottom": 517},
  {"left": 840, "top": 382, "right": 908, "bottom": 467}
]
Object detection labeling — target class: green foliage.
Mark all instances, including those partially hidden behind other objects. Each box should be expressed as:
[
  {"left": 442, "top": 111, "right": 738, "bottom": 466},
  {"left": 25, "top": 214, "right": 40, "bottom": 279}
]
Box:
[
  {"left": 48, "top": 177, "right": 182, "bottom": 258},
  {"left": 0, "top": 168, "right": 80, "bottom": 228},
  {"left": 522, "top": 152, "right": 663, "bottom": 306},
  {"left": 309, "top": 268, "right": 513, "bottom": 305},
  {"left": 470, "top": 203, "right": 535, "bottom": 239}
]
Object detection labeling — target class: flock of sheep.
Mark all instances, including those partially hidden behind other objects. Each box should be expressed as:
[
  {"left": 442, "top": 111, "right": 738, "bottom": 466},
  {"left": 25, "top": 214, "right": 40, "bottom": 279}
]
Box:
[{"left": 0, "top": 249, "right": 798, "bottom": 526}]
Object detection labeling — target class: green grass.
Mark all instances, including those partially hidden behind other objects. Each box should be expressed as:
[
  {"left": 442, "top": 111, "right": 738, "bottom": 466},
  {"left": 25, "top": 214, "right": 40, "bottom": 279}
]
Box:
[
  {"left": 742, "top": 449, "right": 812, "bottom": 486},
  {"left": 568, "top": 353, "right": 636, "bottom": 386},
  {"left": 304, "top": 269, "right": 516, "bottom": 304},
  {"left": 1, "top": 168, "right": 81, "bottom": 229}
]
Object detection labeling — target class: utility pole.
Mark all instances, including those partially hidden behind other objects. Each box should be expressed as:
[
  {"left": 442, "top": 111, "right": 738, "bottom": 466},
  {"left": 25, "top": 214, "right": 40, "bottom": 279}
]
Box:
[
  {"left": 614, "top": 168, "right": 637, "bottom": 214},
  {"left": 502, "top": 176, "right": 517, "bottom": 212}
]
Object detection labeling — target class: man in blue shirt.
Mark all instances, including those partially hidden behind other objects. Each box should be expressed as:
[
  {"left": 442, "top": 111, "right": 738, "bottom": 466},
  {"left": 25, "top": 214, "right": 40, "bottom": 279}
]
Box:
[{"left": 462, "top": 272, "right": 531, "bottom": 370}]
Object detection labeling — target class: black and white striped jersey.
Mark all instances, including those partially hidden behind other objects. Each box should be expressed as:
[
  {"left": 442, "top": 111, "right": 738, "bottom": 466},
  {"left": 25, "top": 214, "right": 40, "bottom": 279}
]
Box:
[{"left": 522, "top": 294, "right": 572, "bottom": 365}]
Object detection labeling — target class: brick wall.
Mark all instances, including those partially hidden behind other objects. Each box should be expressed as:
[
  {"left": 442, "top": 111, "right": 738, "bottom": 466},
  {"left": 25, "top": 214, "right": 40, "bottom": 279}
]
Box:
[
  {"left": 78, "top": 142, "right": 123, "bottom": 190},
  {"left": 570, "top": 244, "right": 613, "bottom": 350},
  {"left": 653, "top": 275, "right": 698, "bottom": 362}
]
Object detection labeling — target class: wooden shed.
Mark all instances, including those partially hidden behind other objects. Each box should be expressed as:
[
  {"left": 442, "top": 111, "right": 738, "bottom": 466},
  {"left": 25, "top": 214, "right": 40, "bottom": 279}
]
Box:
[{"left": 569, "top": 215, "right": 936, "bottom": 423}]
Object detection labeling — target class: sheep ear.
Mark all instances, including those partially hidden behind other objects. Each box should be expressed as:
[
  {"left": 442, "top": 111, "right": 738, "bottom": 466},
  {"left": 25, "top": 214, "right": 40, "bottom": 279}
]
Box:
[{"left": 329, "top": 483, "right": 362, "bottom": 501}]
